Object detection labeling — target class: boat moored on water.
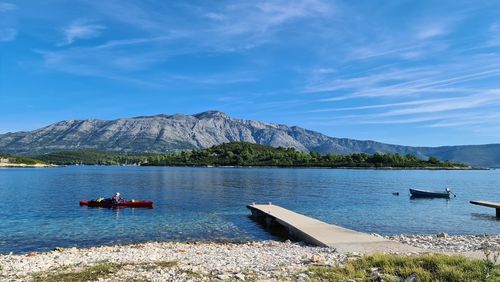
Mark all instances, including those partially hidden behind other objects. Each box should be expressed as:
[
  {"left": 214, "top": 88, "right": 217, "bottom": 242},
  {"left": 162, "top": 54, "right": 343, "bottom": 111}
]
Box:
[
  {"left": 409, "top": 188, "right": 455, "bottom": 198},
  {"left": 80, "top": 199, "right": 153, "bottom": 208}
]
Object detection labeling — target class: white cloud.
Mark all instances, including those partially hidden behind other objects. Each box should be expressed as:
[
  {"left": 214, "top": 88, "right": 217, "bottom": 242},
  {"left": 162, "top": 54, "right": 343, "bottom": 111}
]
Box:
[
  {"left": 165, "top": 72, "right": 257, "bottom": 85},
  {"left": 426, "top": 112, "right": 500, "bottom": 128},
  {"left": 488, "top": 22, "right": 500, "bottom": 46},
  {"left": 380, "top": 91, "right": 500, "bottom": 116},
  {"left": 0, "top": 27, "right": 16, "bottom": 42},
  {"left": 313, "top": 68, "right": 336, "bottom": 74},
  {"left": 87, "top": 0, "right": 333, "bottom": 52},
  {"left": 0, "top": 2, "right": 16, "bottom": 12},
  {"left": 204, "top": 12, "right": 226, "bottom": 21},
  {"left": 59, "top": 21, "right": 105, "bottom": 46},
  {"left": 301, "top": 47, "right": 500, "bottom": 131},
  {"left": 37, "top": 0, "right": 334, "bottom": 86},
  {"left": 316, "top": 89, "right": 500, "bottom": 128},
  {"left": 306, "top": 53, "right": 500, "bottom": 103},
  {"left": 305, "top": 68, "right": 436, "bottom": 94},
  {"left": 416, "top": 26, "right": 448, "bottom": 40},
  {"left": 309, "top": 98, "right": 453, "bottom": 113},
  {"left": 490, "top": 23, "right": 500, "bottom": 33}
]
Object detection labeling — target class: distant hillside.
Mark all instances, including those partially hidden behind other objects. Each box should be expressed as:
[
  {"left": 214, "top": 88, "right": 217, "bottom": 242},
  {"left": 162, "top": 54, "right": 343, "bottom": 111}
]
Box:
[
  {"left": 37, "top": 151, "right": 148, "bottom": 165},
  {"left": 0, "top": 111, "right": 498, "bottom": 167},
  {"left": 144, "top": 142, "right": 468, "bottom": 168},
  {"left": 37, "top": 143, "right": 468, "bottom": 169}
]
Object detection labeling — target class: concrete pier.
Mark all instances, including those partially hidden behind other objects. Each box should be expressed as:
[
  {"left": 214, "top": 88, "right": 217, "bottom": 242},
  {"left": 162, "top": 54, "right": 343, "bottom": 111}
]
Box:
[
  {"left": 470, "top": 200, "right": 500, "bottom": 218},
  {"left": 247, "top": 203, "right": 421, "bottom": 254}
]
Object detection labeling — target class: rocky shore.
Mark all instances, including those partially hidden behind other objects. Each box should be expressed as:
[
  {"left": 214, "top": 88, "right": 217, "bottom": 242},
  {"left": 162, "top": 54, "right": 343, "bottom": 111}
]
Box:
[
  {"left": 0, "top": 163, "right": 54, "bottom": 168},
  {"left": 1, "top": 236, "right": 498, "bottom": 281},
  {"left": 386, "top": 234, "right": 500, "bottom": 252},
  {"left": 0, "top": 241, "right": 343, "bottom": 281}
]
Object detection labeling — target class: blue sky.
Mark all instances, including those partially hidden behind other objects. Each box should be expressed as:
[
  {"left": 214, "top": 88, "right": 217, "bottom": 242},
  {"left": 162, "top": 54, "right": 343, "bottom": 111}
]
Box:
[{"left": 1, "top": 0, "right": 500, "bottom": 146}]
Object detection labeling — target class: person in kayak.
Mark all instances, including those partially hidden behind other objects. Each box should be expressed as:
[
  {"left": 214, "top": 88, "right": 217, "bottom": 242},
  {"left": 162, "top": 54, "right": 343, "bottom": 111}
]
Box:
[{"left": 112, "top": 192, "right": 122, "bottom": 203}]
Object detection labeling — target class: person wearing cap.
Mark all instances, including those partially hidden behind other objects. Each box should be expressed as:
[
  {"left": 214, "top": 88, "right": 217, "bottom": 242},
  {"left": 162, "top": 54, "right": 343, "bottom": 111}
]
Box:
[{"left": 112, "top": 192, "right": 122, "bottom": 203}]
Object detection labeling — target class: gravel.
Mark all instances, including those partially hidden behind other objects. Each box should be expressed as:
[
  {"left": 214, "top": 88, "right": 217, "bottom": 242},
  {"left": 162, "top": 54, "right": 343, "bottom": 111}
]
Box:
[
  {"left": 386, "top": 234, "right": 500, "bottom": 252},
  {"left": 2, "top": 235, "right": 498, "bottom": 281},
  {"left": 0, "top": 241, "right": 344, "bottom": 281}
]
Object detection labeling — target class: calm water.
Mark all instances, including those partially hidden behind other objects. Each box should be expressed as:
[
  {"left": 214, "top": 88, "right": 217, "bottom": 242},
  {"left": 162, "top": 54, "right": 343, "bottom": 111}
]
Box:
[{"left": 0, "top": 166, "right": 499, "bottom": 254}]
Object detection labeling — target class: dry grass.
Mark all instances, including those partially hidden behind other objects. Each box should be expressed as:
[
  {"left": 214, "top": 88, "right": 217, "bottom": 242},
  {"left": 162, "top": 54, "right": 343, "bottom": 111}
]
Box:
[
  {"left": 306, "top": 254, "right": 500, "bottom": 282},
  {"left": 31, "top": 260, "right": 177, "bottom": 282}
]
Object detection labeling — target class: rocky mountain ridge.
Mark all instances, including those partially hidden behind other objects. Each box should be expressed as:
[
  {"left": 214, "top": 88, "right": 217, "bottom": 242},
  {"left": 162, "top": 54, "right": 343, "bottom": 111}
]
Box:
[{"left": 0, "top": 111, "right": 498, "bottom": 167}]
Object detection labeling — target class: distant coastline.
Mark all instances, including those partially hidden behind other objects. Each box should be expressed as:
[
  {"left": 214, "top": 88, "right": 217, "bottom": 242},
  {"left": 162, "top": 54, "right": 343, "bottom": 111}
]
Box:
[
  {"left": 0, "top": 154, "right": 53, "bottom": 168},
  {"left": 31, "top": 142, "right": 474, "bottom": 170},
  {"left": 0, "top": 163, "right": 55, "bottom": 168},
  {"left": 191, "top": 165, "right": 478, "bottom": 170},
  {"left": 34, "top": 164, "right": 479, "bottom": 170}
]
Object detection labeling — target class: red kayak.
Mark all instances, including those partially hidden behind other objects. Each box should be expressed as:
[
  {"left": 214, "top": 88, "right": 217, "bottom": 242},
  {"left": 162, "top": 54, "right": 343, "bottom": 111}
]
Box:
[{"left": 80, "top": 200, "right": 153, "bottom": 208}]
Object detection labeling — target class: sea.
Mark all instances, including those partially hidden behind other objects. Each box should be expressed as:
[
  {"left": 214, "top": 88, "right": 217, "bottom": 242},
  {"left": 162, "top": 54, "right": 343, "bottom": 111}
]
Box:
[{"left": 0, "top": 166, "right": 498, "bottom": 254}]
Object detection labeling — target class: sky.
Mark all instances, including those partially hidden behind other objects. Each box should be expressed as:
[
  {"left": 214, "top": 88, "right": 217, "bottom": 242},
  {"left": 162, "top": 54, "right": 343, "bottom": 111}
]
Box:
[{"left": 1, "top": 0, "right": 500, "bottom": 147}]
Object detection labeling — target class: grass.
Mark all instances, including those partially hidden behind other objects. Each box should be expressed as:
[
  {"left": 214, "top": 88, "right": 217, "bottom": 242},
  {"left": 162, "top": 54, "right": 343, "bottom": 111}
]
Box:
[
  {"left": 125, "top": 278, "right": 148, "bottom": 282},
  {"left": 183, "top": 269, "right": 203, "bottom": 279},
  {"left": 31, "top": 260, "right": 177, "bottom": 282},
  {"left": 32, "top": 262, "right": 125, "bottom": 282},
  {"left": 137, "top": 260, "right": 177, "bottom": 271},
  {"left": 26, "top": 253, "right": 499, "bottom": 281},
  {"left": 305, "top": 254, "right": 500, "bottom": 282},
  {"left": 153, "top": 261, "right": 177, "bottom": 268}
]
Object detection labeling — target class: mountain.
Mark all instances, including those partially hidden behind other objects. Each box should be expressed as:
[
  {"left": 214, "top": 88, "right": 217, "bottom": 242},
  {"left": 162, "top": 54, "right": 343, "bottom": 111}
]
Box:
[{"left": 0, "top": 111, "right": 498, "bottom": 167}]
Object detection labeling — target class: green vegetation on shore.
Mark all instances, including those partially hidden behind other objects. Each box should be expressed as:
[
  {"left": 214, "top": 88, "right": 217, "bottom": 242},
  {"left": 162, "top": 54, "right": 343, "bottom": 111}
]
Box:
[
  {"left": 32, "top": 262, "right": 125, "bottom": 282},
  {"left": 306, "top": 254, "right": 499, "bottom": 282},
  {"left": 145, "top": 142, "right": 468, "bottom": 168},
  {"left": 37, "top": 142, "right": 468, "bottom": 168},
  {"left": 32, "top": 261, "right": 178, "bottom": 282},
  {"left": 0, "top": 153, "right": 47, "bottom": 165},
  {"left": 37, "top": 150, "right": 149, "bottom": 165},
  {"left": 28, "top": 254, "right": 500, "bottom": 282}
]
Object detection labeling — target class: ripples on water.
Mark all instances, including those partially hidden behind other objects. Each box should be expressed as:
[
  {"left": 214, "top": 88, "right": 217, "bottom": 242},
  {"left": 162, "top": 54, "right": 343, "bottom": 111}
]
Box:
[{"left": 0, "top": 166, "right": 498, "bottom": 254}]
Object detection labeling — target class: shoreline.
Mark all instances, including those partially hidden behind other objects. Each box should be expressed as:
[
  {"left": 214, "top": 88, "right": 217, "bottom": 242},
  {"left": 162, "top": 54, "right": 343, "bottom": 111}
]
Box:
[
  {"left": 2, "top": 235, "right": 498, "bottom": 281},
  {"left": 54, "top": 163, "right": 482, "bottom": 170},
  {"left": 3, "top": 233, "right": 499, "bottom": 256},
  {"left": 200, "top": 165, "right": 479, "bottom": 170},
  {"left": 0, "top": 163, "right": 56, "bottom": 168},
  {"left": 1, "top": 241, "right": 341, "bottom": 281}
]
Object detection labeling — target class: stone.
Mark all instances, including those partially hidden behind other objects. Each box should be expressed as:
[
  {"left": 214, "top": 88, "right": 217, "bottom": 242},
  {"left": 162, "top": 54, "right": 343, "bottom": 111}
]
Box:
[
  {"left": 297, "top": 273, "right": 309, "bottom": 281},
  {"left": 235, "top": 273, "right": 245, "bottom": 280},
  {"left": 6, "top": 238, "right": 498, "bottom": 281},
  {"left": 311, "top": 255, "right": 322, "bottom": 263},
  {"left": 370, "top": 267, "right": 381, "bottom": 279},
  {"left": 403, "top": 273, "right": 418, "bottom": 282},
  {"left": 437, "top": 232, "right": 448, "bottom": 238},
  {"left": 217, "top": 274, "right": 231, "bottom": 280}
]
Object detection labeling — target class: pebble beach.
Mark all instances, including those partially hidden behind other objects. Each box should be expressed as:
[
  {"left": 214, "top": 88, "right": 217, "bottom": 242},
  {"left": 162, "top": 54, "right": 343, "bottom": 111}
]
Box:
[
  {"left": 1, "top": 235, "right": 499, "bottom": 281},
  {"left": 1, "top": 241, "right": 342, "bottom": 281},
  {"left": 387, "top": 234, "right": 500, "bottom": 252}
]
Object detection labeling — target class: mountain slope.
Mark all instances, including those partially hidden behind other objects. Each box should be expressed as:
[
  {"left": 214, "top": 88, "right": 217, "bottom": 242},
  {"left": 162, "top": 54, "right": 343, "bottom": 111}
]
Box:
[{"left": 0, "top": 111, "right": 498, "bottom": 167}]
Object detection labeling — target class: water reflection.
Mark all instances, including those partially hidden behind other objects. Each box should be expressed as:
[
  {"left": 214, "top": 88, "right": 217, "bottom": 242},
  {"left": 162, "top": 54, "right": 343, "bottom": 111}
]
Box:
[
  {"left": 470, "top": 213, "right": 500, "bottom": 221},
  {"left": 409, "top": 196, "right": 453, "bottom": 202},
  {"left": 0, "top": 166, "right": 499, "bottom": 254}
]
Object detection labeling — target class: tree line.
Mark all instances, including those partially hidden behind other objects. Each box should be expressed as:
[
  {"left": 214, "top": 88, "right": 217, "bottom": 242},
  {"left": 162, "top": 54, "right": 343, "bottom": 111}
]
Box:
[
  {"left": 0, "top": 153, "right": 48, "bottom": 165},
  {"left": 32, "top": 142, "right": 468, "bottom": 168},
  {"left": 142, "top": 142, "right": 467, "bottom": 168}
]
